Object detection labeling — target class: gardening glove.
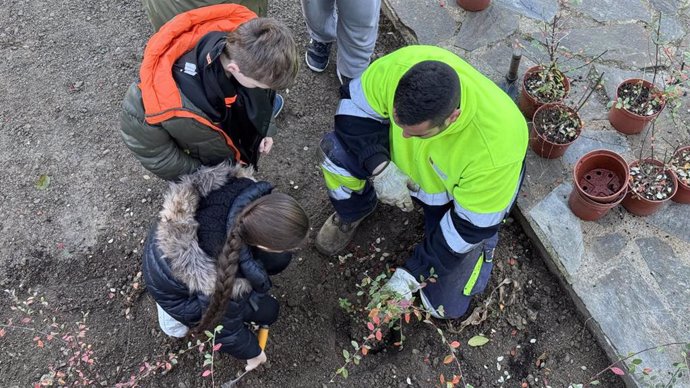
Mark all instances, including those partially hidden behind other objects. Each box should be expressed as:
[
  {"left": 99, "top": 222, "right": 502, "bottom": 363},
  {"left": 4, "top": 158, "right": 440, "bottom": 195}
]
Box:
[
  {"left": 371, "top": 162, "right": 419, "bottom": 212},
  {"left": 245, "top": 350, "right": 267, "bottom": 371},
  {"left": 383, "top": 268, "right": 420, "bottom": 301}
]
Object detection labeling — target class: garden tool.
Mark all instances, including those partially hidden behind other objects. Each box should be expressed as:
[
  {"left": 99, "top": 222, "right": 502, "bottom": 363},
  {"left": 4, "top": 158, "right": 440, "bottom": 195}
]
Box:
[
  {"left": 221, "top": 326, "right": 269, "bottom": 388},
  {"left": 499, "top": 50, "right": 522, "bottom": 102}
]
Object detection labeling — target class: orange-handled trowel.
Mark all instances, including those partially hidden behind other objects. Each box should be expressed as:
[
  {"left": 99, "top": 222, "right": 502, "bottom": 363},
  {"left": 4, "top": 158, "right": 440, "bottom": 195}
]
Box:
[{"left": 221, "top": 326, "right": 269, "bottom": 388}]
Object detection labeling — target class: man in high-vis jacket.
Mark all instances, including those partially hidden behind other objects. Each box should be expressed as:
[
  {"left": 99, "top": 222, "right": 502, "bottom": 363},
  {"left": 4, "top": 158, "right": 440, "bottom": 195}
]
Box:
[{"left": 316, "top": 45, "right": 528, "bottom": 319}]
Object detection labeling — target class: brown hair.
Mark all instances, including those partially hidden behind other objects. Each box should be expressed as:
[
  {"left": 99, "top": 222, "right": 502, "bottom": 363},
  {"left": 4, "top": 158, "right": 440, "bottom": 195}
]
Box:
[
  {"left": 194, "top": 193, "right": 309, "bottom": 332},
  {"left": 224, "top": 18, "right": 299, "bottom": 90}
]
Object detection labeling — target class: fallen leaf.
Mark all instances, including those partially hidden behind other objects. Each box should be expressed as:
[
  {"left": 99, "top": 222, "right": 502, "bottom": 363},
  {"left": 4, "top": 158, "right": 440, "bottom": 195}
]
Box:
[
  {"left": 36, "top": 175, "right": 51, "bottom": 190},
  {"left": 468, "top": 335, "right": 489, "bottom": 347},
  {"left": 610, "top": 367, "right": 625, "bottom": 376}
]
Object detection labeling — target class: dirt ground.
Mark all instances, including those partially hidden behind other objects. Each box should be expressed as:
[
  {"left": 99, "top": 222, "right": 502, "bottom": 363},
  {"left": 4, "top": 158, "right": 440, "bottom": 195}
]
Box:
[{"left": 0, "top": 0, "right": 624, "bottom": 387}]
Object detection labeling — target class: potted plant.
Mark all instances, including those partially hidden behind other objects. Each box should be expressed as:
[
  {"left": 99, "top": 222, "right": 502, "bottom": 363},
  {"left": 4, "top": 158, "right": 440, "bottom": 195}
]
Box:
[
  {"left": 456, "top": 0, "right": 491, "bottom": 11},
  {"left": 518, "top": 14, "right": 571, "bottom": 119},
  {"left": 530, "top": 73, "right": 603, "bottom": 159},
  {"left": 621, "top": 158, "right": 678, "bottom": 216},
  {"left": 669, "top": 145, "right": 690, "bottom": 203},
  {"left": 607, "top": 78, "right": 666, "bottom": 135},
  {"left": 569, "top": 149, "right": 629, "bottom": 221},
  {"left": 608, "top": 15, "right": 688, "bottom": 135},
  {"left": 530, "top": 103, "right": 580, "bottom": 158}
]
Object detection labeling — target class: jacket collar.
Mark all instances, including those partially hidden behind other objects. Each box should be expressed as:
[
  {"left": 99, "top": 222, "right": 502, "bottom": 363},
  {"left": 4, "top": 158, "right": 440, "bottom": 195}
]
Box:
[{"left": 155, "top": 162, "right": 255, "bottom": 296}]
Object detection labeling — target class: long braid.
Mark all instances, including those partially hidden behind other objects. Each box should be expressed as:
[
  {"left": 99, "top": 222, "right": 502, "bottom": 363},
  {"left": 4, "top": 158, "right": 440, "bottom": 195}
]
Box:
[
  {"left": 193, "top": 218, "right": 244, "bottom": 333},
  {"left": 191, "top": 192, "right": 309, "bottom": 334}
]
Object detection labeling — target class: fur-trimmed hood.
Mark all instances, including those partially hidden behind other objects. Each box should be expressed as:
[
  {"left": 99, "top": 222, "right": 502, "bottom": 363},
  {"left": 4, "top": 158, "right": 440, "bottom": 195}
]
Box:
[{"left": 155, "top": 162, "right": 256, "bottom": 296}]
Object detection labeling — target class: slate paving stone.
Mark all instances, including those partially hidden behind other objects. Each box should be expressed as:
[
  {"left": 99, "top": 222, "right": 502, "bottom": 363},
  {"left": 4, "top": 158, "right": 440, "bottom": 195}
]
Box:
[
  {"left": 562, "top": 130, "right": 631, "bottom": 166},
  {"left": 560, "top": 24, "right": 653, "bottom": 68},
  {"left": 570, "top": 0, "right": 650, "bottom": 23},
  {"left": 589, "top": 233, "right": 628, "bottom": 263},
  {"left": 649, "top": 0, "right": 686, "bottom": 14},
  {"left": 494, "top": 0, "right": 559, "bottom": 21},
  {"left": 574, "top": 266, "right": 683, "bottom": 375},
  {"left": 455, "top": 4, "right": 518, "bottom": 51},
  {"left": 473, "top": 42, "right": 526, "bottom": 81},
  {"left": 644, "top": 203, "right": 690, "bottom": 243},
  {"left": 387, "top": 0, "right": 457, "bottom": 44},
  {"left": 529, "top": 183, "right": 584, "bottom": 275},
  {"left": 658, "top": 15, "right": 687, "bottom": 42},
  {"left": 520, "top": 152, "right": 568, "bottom": 209},
  {"left": 636, "top": 237, "right": 690, "bottom": 309}
]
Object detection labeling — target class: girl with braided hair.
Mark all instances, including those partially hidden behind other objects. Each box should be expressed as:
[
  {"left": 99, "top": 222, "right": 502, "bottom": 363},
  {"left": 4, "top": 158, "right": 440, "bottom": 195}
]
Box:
[{"left": 142, "top": 162, "right": 309, "bottom": 371}]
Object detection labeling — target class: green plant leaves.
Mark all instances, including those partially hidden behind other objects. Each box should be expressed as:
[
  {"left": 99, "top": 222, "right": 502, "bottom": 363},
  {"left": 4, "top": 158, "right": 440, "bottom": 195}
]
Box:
[
  {"left": 468, "top": 335, "right": 489, "bottom": 347},
  {"left": 36, "top": 175, "right": 51, "bottom": 190}
]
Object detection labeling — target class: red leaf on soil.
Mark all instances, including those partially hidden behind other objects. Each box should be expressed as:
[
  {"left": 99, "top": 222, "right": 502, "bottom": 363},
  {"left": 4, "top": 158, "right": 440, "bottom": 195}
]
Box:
[
  {"left": 439, "top": 374, "right": 445, "bottom": 384},
  {"left": 451, "top": 375, "right": 461, "bottom": 384},
  {"left": 375, "top": 330, "right": 382, "bottom": 341},
  {"left": 404, "top": 313, "right": 411, "bottom": 323},
  {"left": 361, "top": 347, "right": 368, "bottom": 356},
  {"left": 37, "top": 340, "right": 44, "bottom": 348},
  {"left": 372, "top": 315, "right": 380, "bottom": 325},
  {"left": 449, "top": 341, "right": 460, "bottom": 349},
  {"left": 610, "top": 367, "right": 625, "bottom": 376},
  {"left": 201, "top": 370, "right": 212, "bottom": 377},
  {"left": 212, "top": 343, "right": 222, "bottom": 352},
  {"left": 367, "top": 322, "right": 375, "bottom": 331},
  {"left": 0, "top": 328, "right": 5, "bottom": 337},
  {"left": 21, "top": 317, "right": 31, "bottom": 324},
  {"left": 443, "top": 355, "right": 454, "bottom": 364},
  {"left": 642, "top": 367, "right": 653, "bottom": 374}
]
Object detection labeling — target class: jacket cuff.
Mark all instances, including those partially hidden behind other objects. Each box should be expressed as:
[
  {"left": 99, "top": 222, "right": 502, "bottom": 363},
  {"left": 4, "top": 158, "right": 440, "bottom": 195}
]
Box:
[{"left": 362, "top": 151, "right": 389, "bottom": 176}]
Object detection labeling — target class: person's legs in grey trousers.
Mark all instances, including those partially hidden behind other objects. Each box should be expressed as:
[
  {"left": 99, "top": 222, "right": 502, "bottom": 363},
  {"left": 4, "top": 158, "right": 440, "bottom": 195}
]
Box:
[
  {"left": 334, "top": 0, "right": 380, "bottom": 79},
  {"left": 301, "top": 0, "right": 380, "bottom": 79}
]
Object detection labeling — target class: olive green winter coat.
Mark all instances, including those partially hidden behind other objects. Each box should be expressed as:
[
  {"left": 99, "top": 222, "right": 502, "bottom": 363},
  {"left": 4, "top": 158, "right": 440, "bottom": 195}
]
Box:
[{"left": 142, "top": 0, "right": 268, "bottom": 31}]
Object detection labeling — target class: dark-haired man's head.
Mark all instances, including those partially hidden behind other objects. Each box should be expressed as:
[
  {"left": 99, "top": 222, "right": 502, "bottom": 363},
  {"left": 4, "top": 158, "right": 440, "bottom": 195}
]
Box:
[{"left": 393, "top": 61, "right": 461, "bottom": 138}]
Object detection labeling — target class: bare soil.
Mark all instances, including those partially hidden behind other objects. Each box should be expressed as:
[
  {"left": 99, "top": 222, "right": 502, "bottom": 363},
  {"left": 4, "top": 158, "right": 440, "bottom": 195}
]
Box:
[{"left": 0, "top": 0, "right": 623, "bottom": 387}]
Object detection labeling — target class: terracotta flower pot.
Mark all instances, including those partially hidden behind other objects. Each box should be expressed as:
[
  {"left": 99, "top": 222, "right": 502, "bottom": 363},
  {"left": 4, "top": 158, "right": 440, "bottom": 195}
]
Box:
[
  {"left": 572, "top": 149, "right": 629, "bottom": 203},
  {"left": 456, "top": 0, "right": 491, "bottom": 11},
  {"left": 622, "top": 159, "right": 678, "bottom": 216},
  {"left": 670, "top": 146, "right": 690, "bottom": 204},
  {"left": 568, "top": 185, "right": 626, "bottom": 221},
  {"left": 518, "top": 66, "right": 570, "bottom": 120},
  {"left": 608, "top": 79, "right": 666, "bottom": 135},
  {"left": 569, "top": 149, "right": 629, "bottom": 221},
  {"left": 530, "top": 103, "right": 582, "bottom": 159}
]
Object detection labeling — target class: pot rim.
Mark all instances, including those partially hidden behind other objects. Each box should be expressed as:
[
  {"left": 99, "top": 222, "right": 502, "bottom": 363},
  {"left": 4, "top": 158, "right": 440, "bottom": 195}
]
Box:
[
  {"left": 626, "top": 158, "right": 678, "bottom": 202},
  {"left": 613, "top": 78, "right": 666, "bottom": 118},
  {"left": 532, "top": 103, "right": 582, "bottom": 146},
  {"left": 572, "top": 149, "right": 630, "bottom": 202},
  {"left": 522, "top": 65, "right": 570, "bottom": 105}
]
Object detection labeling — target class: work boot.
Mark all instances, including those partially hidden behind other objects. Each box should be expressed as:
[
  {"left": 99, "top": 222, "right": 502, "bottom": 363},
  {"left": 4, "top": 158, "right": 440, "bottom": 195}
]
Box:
[
  {"left": 315, "top": 211, "right": 372, "bottom": 256},
  {"left": 305, "top": 39, "right": 332, "bottom": 72}
]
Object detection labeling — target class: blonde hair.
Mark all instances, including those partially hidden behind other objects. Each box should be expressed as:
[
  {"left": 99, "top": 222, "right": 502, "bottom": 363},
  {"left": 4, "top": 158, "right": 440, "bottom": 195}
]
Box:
[{"left": 224, "top": 18, "right": 299, "bottom": 90}]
